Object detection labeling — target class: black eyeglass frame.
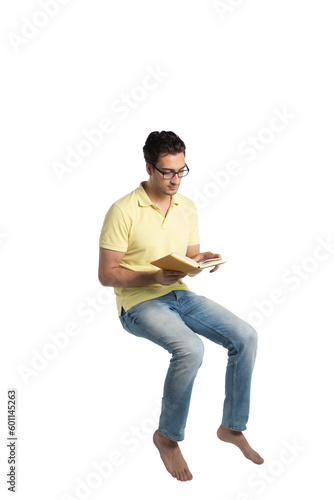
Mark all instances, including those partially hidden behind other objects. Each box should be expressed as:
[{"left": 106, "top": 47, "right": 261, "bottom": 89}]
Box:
[{"left": 149, "top": 163, "right": 189, "bottom": 179}]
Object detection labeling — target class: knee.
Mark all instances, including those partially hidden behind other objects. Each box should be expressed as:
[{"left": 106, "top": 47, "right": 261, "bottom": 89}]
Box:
[
  {"left": 237, "top": 322, "right": 258, "bottom": 353},
  {"left": 176, "top": 337, "right": 204, "bottom": 368},
  {"left": 244, "top": 324, "right": 258, "bottom": 353},
  {"left": 194, "top": 337, "right": 205, "bottom": 365},
  {"left": 189, "top": 337, "right": 205, "bottom": 368}
]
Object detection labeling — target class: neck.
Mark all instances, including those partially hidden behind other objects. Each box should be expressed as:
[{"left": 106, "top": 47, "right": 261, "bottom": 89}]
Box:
[{"left": 143, "top": 180, "right": 172, "bottom": 205}]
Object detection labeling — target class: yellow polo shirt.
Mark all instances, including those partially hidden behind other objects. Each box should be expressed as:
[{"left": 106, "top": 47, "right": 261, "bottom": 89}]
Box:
[{"left": 99, "top": 181, "right": 200, "bottom": 316}]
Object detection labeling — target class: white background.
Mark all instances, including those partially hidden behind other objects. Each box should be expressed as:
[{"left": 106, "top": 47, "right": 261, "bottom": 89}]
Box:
[{"left": 1, "top": 0, "right": 333, "bottom": 498}]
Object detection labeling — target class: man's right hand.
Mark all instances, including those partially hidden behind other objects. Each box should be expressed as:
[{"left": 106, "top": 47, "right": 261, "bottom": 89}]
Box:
[{"left": 154, "top": 269, "right": 187, "bottom": 286}]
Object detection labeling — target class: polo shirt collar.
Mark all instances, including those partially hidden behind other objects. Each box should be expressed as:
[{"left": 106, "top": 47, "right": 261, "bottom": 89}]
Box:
[{"left": 136, "top": 181, "right": 179, "bottom": 207}]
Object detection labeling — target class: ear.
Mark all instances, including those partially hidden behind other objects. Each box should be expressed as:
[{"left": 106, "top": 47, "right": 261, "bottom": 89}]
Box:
[{"left": 146, "top": 162, "right": 153, "bottom": 176}]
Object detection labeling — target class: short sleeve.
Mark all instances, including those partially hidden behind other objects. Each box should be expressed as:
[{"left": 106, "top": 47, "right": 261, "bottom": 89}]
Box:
[
  {"left": 187, "top": 203, "right": 200, "bottom": 246},
  {"left": 99, "top": 204, "right": 130, "bottom": 252}
]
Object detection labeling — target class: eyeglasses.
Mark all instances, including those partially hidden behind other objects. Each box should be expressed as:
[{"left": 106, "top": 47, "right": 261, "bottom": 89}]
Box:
[{"left": 149, "top": 163, "right": 189, "bottom": 179}]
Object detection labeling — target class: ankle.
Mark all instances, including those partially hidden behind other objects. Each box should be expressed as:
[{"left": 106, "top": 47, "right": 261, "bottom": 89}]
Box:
[
  {"left": 219, "top": 425, "right": 242, "bottom": 435},
  {"left": 155, "top": 430, "right": 177, "bottom": 445}
]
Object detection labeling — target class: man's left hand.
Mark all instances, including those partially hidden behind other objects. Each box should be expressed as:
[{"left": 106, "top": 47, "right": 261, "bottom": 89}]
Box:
[{"left": 192, "top": 251, "right": 223, "bottom": 273}]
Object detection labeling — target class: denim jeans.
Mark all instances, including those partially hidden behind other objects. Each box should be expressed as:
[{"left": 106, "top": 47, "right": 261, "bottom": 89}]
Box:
[{"left": 119, "top": 290, "right": 258, "bottom": 441}]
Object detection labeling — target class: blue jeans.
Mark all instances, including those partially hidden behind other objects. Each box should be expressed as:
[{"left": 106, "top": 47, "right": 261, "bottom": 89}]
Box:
[{"left": 119, "top": 290, "right": 258, "bottom": 441}]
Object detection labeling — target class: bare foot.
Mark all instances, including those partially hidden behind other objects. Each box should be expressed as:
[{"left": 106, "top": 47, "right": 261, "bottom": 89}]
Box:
[
  {"left": 153, "top": 430, "right": 193, "bottom": 481},
  {"left": 217, "top": 425, "right": 264, "bottom": 465}
]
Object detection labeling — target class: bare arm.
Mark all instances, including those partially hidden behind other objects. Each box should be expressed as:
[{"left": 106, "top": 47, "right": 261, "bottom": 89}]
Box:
[
  {"left": 186, "top": 244, "right": 200, "bottom": 259},
  {"left": 98, "top": 247, "right": 187, "bottom": 287}
]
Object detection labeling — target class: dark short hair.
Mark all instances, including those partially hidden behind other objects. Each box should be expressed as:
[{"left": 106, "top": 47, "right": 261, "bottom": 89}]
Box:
[{"left": 143, "top": 131, "right": 186, "bottom": 164}]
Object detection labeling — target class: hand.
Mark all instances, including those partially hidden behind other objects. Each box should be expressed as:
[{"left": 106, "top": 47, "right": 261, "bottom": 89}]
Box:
[
  {"left": 192, "top": 251, "right": 222, "bottom": 273},
  {"left": 155, "top": 269, "right": 187, "bottom": 285}
]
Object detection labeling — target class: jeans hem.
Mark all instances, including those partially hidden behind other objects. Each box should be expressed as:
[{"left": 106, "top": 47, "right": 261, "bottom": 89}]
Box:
[
  {"left": 221, "top": 422, "right": 247, "bottom": 432},
  {"left": 158, "top": 428, "right": 184, "bottom": 442}
]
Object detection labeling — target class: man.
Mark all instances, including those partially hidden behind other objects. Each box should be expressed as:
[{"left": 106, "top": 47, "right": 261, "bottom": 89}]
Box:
[{"left": 98, "top": 130, "right": 263, "bottom": 482}]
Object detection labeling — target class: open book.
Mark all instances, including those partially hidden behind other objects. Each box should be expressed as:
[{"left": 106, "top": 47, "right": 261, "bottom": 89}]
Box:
[{"left": 150, "top": 252, "right": 226, "bottom": 277}]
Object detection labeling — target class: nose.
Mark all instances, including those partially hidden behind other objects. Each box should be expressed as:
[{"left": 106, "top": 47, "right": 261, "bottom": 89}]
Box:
[{"left": 171, "top": 174, "right": 180, "bottom": 184}]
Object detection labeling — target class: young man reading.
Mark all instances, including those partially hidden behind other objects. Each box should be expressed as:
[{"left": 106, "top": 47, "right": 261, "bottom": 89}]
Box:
[{"left": 98, "top": 131, "right": 263, "bottom": 482}]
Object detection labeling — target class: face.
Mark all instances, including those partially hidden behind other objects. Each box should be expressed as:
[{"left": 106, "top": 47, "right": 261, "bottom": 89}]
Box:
[{"left": 146, "top": 152, "right": 186, "bottom": 196}]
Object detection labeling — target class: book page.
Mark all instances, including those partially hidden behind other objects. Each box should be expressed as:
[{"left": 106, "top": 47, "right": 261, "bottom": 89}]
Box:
[
  {"left": 198, "top": 258, "right": 224, "bottom": 266},
  {"left": 171, "top": 252, "right": 198, "bottom": 267}
]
